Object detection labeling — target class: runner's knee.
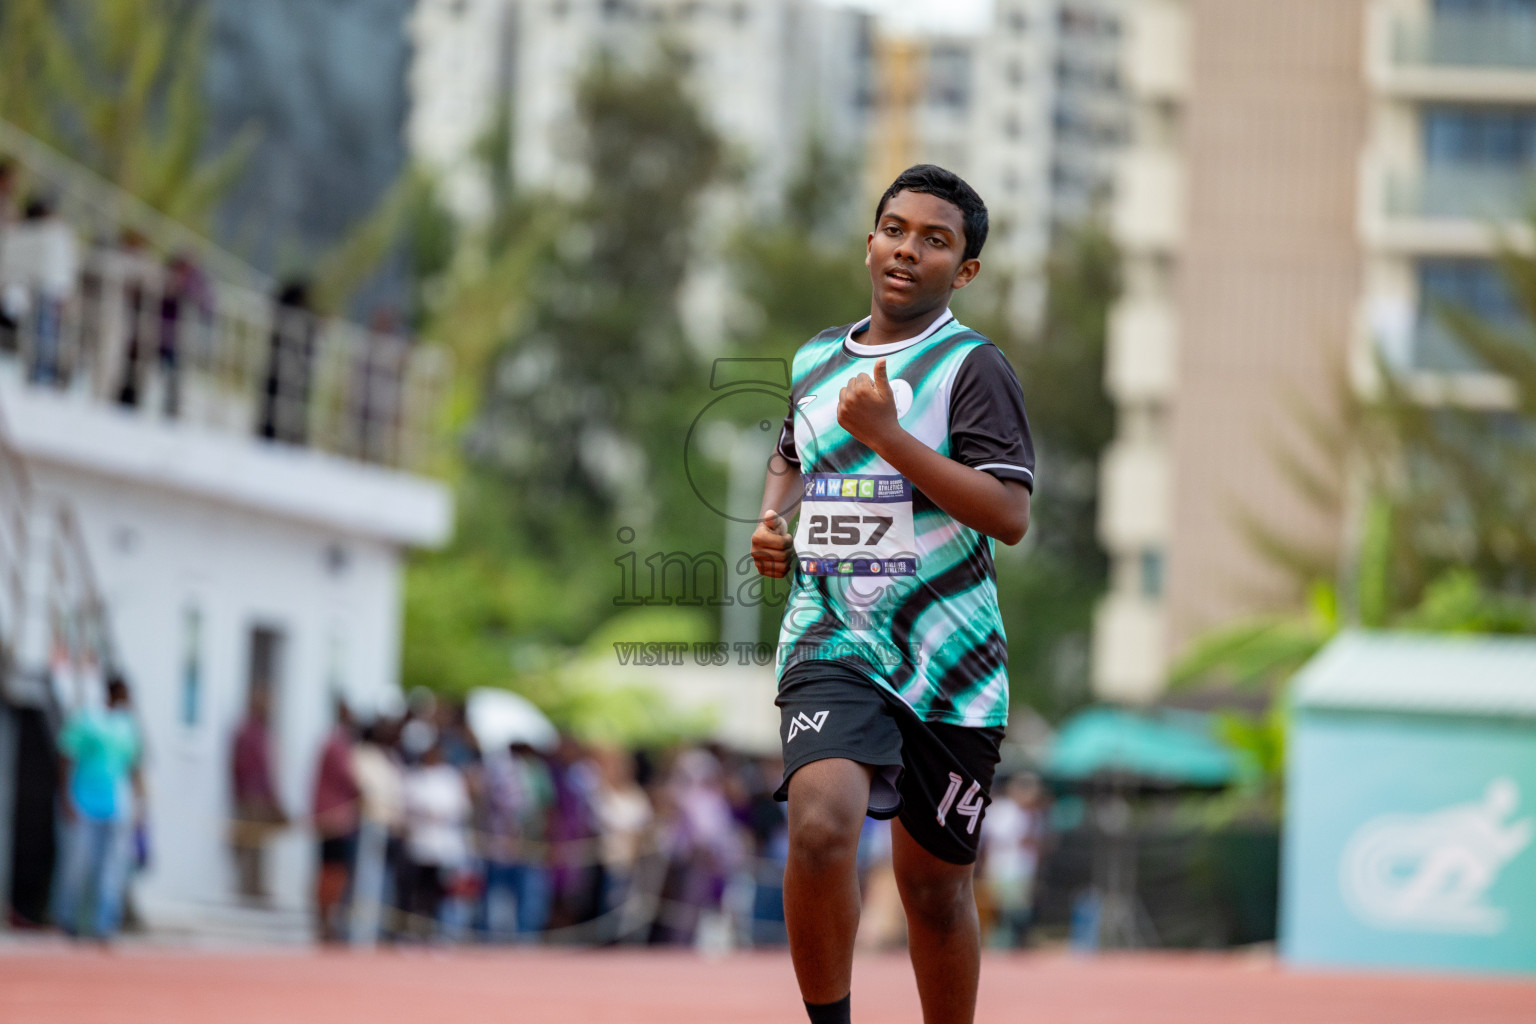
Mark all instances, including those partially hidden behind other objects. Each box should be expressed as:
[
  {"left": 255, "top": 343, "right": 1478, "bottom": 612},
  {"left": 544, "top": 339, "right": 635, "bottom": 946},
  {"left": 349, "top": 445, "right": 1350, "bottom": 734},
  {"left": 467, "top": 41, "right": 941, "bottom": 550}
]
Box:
[
  {"left": 896, "top": 870, "right": 973, "bottom": 931},
  {"left": 787, "top": 768, "right": 865, "bottom": 868}
]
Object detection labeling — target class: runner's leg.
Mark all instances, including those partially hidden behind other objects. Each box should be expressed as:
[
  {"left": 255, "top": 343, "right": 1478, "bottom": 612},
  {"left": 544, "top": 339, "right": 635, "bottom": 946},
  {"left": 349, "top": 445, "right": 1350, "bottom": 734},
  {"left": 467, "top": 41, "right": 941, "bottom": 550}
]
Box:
[
  {"left": 783, "top": 757, "right": 872, "bottom": 1005},
  {"left": 891, "top": 817, "right": 981, "bottom": 1024}
]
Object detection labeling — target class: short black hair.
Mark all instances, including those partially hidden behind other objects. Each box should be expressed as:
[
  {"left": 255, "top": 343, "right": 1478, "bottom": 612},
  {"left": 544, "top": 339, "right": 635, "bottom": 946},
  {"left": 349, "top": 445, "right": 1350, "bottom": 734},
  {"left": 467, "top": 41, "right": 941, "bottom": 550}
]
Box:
[{"left": 874, "top": 164, "right": 989, "bottom": 262}]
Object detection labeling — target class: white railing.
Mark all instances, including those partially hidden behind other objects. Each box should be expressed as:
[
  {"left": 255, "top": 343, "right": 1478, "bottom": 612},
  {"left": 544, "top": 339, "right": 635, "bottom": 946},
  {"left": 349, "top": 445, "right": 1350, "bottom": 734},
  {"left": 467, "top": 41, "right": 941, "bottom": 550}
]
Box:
[
  {"left": 1385, "top": 164, "right": 1536, "bottom": 221},
  {"left": 0, "top": 417, "right": 115, "bottom": 708},
  {"left": 0, "top": 118, "right": 267, "bottom": 289},
  {"left": 1393, "top": 10, "right": 1536, "bottom": 70},
  {"left": 3, "top": 245, "right": 449, "bottom": 472}
]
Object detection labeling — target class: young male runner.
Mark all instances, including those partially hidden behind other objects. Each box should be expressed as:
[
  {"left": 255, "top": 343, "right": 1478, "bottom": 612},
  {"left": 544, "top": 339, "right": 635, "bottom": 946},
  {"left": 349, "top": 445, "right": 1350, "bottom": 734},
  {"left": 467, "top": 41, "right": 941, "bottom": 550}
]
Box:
[{"left": 751, "top": 165, "right": 1034, "bottom": 1024}]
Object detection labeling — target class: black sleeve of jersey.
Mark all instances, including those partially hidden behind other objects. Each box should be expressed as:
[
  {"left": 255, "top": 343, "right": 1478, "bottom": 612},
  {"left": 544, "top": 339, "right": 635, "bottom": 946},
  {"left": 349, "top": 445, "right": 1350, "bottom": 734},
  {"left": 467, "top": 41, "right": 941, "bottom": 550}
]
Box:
[
  {"left": 947, "top": 344, "right": 1035, "bottom": 491},
  {"left": 777, "top": 401, "right": 800, "bottom": 466}
]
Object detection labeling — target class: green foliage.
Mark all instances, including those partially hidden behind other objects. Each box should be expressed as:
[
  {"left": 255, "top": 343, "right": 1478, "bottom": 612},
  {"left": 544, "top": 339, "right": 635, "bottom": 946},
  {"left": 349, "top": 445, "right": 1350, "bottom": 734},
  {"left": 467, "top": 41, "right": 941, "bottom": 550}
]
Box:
[
  {"left": 400, "top": 51, "right": 731, "bottom": 741},
  {"left": 470, "top": 50, "right": 725, "bottom": 547},
  {"left": 0, "top": 0, "right": 255, "bottom": 230},
  {"left": 971, "top": 223, "right": 1119, "bottom": 719},
  {"left": 1200, "top": 705, "right": 1287, "bottom": 827}
]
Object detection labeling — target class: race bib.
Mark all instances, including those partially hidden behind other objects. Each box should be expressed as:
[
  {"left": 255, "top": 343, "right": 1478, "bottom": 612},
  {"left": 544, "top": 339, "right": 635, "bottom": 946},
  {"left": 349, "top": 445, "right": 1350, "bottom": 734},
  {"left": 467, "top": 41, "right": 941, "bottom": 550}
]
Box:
[{"left": 794, "top": 473, "right": 917, "bottom": 577}]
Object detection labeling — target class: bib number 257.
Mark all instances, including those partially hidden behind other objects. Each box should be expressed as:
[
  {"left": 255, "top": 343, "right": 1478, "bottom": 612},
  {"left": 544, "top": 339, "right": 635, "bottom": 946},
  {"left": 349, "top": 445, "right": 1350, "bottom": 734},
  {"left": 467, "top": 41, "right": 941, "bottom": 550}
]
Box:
[{"left": 805, "top": 514, "right": 892, "bottom": 547}]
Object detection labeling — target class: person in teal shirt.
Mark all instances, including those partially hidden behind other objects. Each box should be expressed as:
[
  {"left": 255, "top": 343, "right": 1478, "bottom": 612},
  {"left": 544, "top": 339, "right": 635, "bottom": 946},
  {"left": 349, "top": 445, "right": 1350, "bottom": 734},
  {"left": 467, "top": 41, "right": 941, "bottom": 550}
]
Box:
[{"left": 54, "top": 673, "right": 144, "bottom": 939}]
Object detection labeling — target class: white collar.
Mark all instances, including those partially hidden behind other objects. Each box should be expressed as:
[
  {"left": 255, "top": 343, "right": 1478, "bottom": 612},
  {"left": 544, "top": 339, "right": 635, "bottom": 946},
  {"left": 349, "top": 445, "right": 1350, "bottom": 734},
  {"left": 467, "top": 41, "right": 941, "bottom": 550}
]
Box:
[{"left": 844, "top": 308, "right": 956, "bottom": 357}]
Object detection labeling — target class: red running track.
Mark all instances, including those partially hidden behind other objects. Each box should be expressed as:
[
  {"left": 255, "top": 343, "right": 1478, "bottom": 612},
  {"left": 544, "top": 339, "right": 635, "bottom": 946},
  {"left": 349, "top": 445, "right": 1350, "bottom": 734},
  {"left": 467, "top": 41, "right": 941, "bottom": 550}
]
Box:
[{"left": 1, "top": 948, "right": 1533, "bottom": 1023}]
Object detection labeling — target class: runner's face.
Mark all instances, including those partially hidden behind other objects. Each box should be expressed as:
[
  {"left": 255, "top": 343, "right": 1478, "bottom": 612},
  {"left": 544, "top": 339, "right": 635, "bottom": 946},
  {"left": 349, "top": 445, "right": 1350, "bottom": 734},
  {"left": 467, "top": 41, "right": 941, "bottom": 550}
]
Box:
[{"left": 866, "top": 190, "right": 977, "bottom": 318}]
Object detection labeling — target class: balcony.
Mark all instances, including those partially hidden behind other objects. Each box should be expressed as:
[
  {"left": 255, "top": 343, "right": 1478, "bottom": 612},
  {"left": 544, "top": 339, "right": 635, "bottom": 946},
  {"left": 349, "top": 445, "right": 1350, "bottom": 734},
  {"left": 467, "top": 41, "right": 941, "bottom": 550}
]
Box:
[
  {"left": 1393, "top": 162, "right": 1536, "bottom": 219},
  {"left": 1106, "top": 296, "right": 1178, "bottom": 405},
  {"left": 1113, "top": 147, "right": 1184, "bottom": 253},
  {"left": 1097, "top": 436, "right": 1171, "bottom": 552},
  {"left": 1091, "top": 592, "right": 1167, "bottom": 704},
  {"left": 1371, "top": 4, "right": 1536, "bottom": 101},
  {"left": 1361, "top": 157, "right": 1536, "bottom": 254},
  {"left": 2, "top": 248, "right": 448, "bottom": 473},
  {"left": 1123, "top": 0, "right": 1190, "bottom": 103}
]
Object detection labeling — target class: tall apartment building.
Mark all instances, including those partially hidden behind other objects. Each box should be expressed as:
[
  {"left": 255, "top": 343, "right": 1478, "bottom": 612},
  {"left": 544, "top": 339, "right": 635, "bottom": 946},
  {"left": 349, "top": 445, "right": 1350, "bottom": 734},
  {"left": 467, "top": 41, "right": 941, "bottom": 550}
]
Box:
[
  {"left": 1093, "top": 0, "right": 1536, "bottom": 702},
  {"left": 890, "top": 0, "right": 1128, "bottom": 324},
  {"left": 409, "top": 0, "right": 875, "bottom": 220},
  {"left": 410, "top": 1, "right": 1128, "bottom": 325},
  {"left": 1093, "top": 0, "right": 1367, "bottom": 701},
  {"left": 1359, "top": 0, "right": 1536, "bottom": 397}
]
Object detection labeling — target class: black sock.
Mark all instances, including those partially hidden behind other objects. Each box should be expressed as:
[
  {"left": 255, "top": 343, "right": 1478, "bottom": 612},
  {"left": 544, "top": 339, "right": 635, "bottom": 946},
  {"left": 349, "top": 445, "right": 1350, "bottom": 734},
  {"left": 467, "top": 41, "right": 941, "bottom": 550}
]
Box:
[{"left": 804, "top": 993, "right": 851, "bottom": 1024}]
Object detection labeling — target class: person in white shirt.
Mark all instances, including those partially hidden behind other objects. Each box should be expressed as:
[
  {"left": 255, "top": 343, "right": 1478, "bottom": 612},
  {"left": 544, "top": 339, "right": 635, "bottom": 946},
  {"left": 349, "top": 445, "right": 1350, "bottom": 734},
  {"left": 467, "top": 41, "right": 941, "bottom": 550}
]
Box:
[
  {"left": 6, "top": 196, "right": 79, "bottom": 384},
  {"left": 401, "top": 741, "right": 471, "bottom": 940},
  {"left": 979, "top": 773, "right": 1046, "bottom": 949}
]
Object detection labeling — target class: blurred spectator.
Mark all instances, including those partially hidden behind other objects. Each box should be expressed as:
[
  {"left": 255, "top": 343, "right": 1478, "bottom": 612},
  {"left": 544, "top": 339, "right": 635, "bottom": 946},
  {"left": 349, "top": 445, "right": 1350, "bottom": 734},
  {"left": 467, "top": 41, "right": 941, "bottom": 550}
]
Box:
[
  {"left": 53, "top": 673, "right": 144, "bottom": 940},
  {"left": 350, "top": 718, "right": 406, "bottom": 946},
  {"left": 399, "top": 687, "right": 439, "bottom": 763},
  {"left": 229, "top": 687, "right": 287, "bottom": 904},
  {"left": 593, "top": 747, "right": 654, "bottom": 925},
  {"left": 479, "top": 740, "right": 555, "bottom": 940},
  {"left": 653, "top": 748, "right": 745, "bottom": 945},
  {"left": 6, "top": 195, "right": 79, "bottom": 385},
  {"left": 401, "top": 740, "right": 473, "bottom": 941},
  {"left": 118, "top": 251, "right": 211, "bottom": 418},
  {"left": 258, "top": 278, "right": 317, "bottom": 445},
  {"left": 98, "top": 231, "right": 159, "bottom": 407},
  {"left": 980, "top": 773, "right": 1047, "bottom": 949},
  {"left": 437, "top": 699, "right": 481, "bottom": 770},
  {"left": 546, "top": 736, "right": 604, "bottom": 930},
  {"left": 0, "top": 157, "right": 19, "bottom": 351},
  {"left": 311, "top": 702, "right": 360, "bottom": 944}
]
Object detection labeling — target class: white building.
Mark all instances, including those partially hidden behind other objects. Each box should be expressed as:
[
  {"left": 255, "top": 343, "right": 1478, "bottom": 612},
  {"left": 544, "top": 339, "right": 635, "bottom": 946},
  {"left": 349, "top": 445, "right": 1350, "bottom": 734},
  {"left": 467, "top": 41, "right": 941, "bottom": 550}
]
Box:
[
  {"left": 3, "top": 378, "right": 448, "bottom": 924},
  {"left": 0, "top": 135, "right": 452, "bottom": 926},
  {"left": 408, "top": 0, "right": 518, "bottom": 222}
]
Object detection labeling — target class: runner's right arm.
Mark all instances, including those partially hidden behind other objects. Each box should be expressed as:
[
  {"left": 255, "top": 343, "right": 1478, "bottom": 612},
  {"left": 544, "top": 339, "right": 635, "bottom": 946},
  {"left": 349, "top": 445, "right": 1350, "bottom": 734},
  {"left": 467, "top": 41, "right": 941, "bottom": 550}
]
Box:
[{"left": 751, "top": 452, "right": 802, "bottom": 579}]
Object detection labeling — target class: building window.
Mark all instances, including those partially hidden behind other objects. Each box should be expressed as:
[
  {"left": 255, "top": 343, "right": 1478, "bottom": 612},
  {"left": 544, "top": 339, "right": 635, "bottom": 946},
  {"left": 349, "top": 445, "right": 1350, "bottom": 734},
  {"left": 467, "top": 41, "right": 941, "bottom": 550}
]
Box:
[
  {"left": 928, "top": 45, "right": 972, "bottom": 110},
  {"left": 1420, "top": 259, "right": 1520, "bottom": 323},
  {"left": 1139, "top": 549, "right": 1164, "bottom": 599},
  {"left": 1434, "top": 0, "right": 1536, "bottom": 14},
  {"left": 1416, "top": 258, "right": 1525, "bottom": 370},
  {"left": 180, "top": 605, "right": 203, "bottom": 727},
  {"left": 1003, "top": 112, "right": 1023, "bottom": 140},
  {"left": 1424, "top": 105, "right": 1536, "bottom": 166},
  {"left": 1006, "top": 58, "right": 1026, "bottom": 87}
]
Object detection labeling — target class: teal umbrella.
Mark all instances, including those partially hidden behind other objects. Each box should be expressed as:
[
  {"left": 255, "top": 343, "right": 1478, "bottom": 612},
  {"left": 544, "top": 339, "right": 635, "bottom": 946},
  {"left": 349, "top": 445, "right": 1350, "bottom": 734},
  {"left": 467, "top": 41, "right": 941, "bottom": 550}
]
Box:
[{"left": 1046, "top": 707, "right": 1240, "bottom": 789}]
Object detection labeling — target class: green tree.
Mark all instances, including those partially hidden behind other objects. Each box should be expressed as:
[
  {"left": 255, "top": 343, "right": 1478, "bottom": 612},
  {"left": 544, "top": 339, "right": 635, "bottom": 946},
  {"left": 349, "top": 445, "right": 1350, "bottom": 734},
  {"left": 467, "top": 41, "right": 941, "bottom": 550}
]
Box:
[
  {"left": 969, "top": 224, "right": 1119, "bottom": 720},
  {"left": 0, "top": 0, "right": 254, "bottom": 229},
  {"left": 400, "top": 51, "right": 728, "bottom": 709},
  {"left": 469, "top": 50, "right": 724, "bottom": 546}
]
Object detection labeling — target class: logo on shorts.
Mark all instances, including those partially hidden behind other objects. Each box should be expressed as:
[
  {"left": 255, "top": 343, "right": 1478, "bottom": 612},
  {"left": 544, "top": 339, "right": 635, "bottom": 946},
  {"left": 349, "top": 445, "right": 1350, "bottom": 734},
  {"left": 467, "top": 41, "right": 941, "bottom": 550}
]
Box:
[{"left": 786, "top": 710, "right": 830, "bottom": 742}]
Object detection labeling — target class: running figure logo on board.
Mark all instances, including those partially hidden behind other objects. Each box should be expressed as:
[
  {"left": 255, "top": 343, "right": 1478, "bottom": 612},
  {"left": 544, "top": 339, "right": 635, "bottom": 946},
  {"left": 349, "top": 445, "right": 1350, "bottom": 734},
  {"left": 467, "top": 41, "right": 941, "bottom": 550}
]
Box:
[{"left": 1339, "top": 777, "right": 1534, "bottom": 934}]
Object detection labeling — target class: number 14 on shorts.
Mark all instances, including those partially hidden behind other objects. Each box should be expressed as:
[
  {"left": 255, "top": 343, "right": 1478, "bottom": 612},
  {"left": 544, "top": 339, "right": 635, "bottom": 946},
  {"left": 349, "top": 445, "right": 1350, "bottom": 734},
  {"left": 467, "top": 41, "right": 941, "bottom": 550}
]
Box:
[{"left": 936, "top": 772, "right": 984, "bottom": 835}]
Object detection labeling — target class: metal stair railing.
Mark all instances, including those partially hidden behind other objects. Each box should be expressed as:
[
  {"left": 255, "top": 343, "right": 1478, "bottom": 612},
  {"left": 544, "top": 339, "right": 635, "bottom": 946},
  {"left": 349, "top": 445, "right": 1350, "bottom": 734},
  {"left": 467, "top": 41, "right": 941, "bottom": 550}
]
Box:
[{"left": 0, "top": 117, "right": 269, "bottom": 290}]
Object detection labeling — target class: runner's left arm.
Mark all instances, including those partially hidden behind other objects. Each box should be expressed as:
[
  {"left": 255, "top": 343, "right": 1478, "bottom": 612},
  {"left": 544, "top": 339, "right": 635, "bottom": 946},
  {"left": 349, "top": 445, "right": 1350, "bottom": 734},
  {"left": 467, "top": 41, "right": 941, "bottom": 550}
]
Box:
[{"left": 838, "top": 356, "right": 1031, "bottom": 545}]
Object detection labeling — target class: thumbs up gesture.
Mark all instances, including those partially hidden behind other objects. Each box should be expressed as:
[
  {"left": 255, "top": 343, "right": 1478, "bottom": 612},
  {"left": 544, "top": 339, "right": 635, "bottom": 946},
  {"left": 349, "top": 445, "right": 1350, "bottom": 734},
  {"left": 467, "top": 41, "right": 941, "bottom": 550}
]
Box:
[{"left": 838, "top": 357, "right": 903, "bottom": 453}]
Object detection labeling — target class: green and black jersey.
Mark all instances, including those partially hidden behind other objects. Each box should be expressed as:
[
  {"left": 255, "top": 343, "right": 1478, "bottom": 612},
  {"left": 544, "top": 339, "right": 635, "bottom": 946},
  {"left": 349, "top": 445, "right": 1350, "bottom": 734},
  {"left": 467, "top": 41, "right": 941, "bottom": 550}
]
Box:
[{"left": 774, "top": 310, "right": 1035, "bottom": 728}]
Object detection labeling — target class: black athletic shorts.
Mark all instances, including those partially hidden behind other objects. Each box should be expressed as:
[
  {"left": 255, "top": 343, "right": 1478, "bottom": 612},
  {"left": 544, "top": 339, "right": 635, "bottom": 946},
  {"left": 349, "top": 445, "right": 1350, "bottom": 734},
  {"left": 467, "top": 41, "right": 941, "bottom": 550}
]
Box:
[{"left": 773, "top": 661, "right": 1005, "bottom": 865}]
